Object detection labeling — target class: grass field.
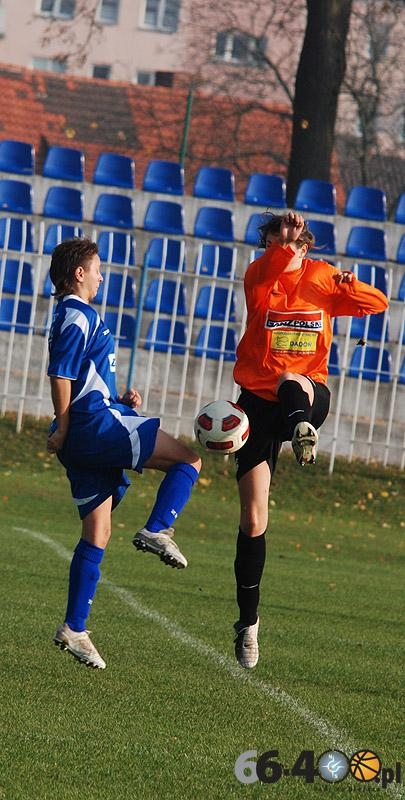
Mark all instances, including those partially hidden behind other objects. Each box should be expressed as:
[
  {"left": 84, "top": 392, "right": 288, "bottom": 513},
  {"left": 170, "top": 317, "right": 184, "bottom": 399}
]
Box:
[{"left": 0, "top": 414, "right": 404, "bottom": 800}]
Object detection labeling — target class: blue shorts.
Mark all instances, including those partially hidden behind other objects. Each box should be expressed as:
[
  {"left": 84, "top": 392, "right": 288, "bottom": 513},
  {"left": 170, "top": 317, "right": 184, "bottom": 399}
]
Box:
[{"left": 54, "top": 405, "right": 160, "bottom": 519}]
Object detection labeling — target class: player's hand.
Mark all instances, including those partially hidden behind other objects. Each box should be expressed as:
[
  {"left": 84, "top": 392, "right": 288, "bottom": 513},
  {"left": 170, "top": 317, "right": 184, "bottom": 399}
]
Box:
[
  {"left": 334, "top": 270, "right": 354, "bottom": 285},
  {"left": 47, "top": 429, "right": 67, "bottom": 454},
  {"left": 279, "top": 211, "right": 305, "bottom": 244},
  {"left": 120, "top": 388, "right": 142, "bottom": 408}
]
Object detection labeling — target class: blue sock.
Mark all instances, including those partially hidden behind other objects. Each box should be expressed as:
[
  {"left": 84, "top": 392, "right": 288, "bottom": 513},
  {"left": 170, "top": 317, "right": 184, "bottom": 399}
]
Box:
[
  {"left": 65, "top": 539, "right": 104, "bottom": 632},
  {"left": 145, "top": 462, "right": 199, "bottom": 532}
]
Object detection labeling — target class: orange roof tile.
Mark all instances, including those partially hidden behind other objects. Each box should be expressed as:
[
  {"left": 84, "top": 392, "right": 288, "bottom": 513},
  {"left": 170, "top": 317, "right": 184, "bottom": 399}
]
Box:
[{"left": 0, "top": 62, "right": 353, "bottom": 207}]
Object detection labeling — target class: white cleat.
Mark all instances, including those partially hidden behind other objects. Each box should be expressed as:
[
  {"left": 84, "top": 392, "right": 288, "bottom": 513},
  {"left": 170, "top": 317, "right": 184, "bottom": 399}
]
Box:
[
  {"left": 234, "top": 617, "right": 260, "bottom": 669},
  {"left": 132, "top": 527, "right": 188, "bottom": 569},
  {"left": 53, "top": 623, "right": 106, "bottom": 669},
  {"left": 292, "top": 421, "right": 318, "bottom": 466}
]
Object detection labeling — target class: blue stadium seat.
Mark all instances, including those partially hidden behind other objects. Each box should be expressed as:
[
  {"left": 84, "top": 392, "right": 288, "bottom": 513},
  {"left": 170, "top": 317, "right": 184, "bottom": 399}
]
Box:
[
  {"left": 0, "top": 179, "right": 33, "bottom": 214},
  {"left": 194, "top": 206, "right": 234, "bottom": 242},
  {"left": 194, "top": 325, "right": 237, "bottom": 361},
  {"left": 42, "top": 145, "right": 85, "bottom": 182},
  {"left": 294, "top": 179, "right": 337, "bottom": 214},
  {"left": 143, "top": 278, "right": 187, "bottom": 315},
  {"left": 307, "top": 219, "right": 337, "bottom": 255},
  {"left": 328, "top": 341, "right": 340, "bottom": 376},
  {"left": 397, "top": 273, "right": 405, "bottom": 301},
  {"left": 143, "top": 200, "right": 185, "bottom": 235},
  {"left": 0, "top": 139, "right": 35, "bottom": 175},
  {"left": 142, "top": 160, "right": 184, "bottom": 195},
  {"left": 43, "top": 186, "right": 84, "bottom": 222},
  {"left": 195, "top": 286, "right": 236, "bottom": 321},
  {"left": 244, "top": 173, "right": 286, "bottom": 208},
  {"left": 193, "top": 166, "right": 235, "bottom": 201},
  {"left": 94, "top": 273, "right": 135, "bottom": 308},
  {"left": 244, "top": 212, "right": 266, "bottom": 246},
  {"left": 0, "top": 298, "right": 32, "bottom": 333},
  {"left": 396, "top": 234, "right": 405, "bottom": 265},
  {"left": 0, "top": 259, "right": 33, "bottom": 296},
  {"left": 97, "top": 231, "right": 135, "bottom": 265},
  {"left": 0, "top": 217, "right": 34, "bottom": 252},
  {"left": 348, "top": 346, "right": 392, "bottom": 382},
  {"left": 145, "top": 318, "right": 187, "bottom": 354},
  {"left": 194, "top": 243, "right": 234, "bottom": 277},
  {"left": 93, "top": 152, "right": 135, "bottom": 189},
  {"left": 345, "top": 226, "right": 387, "bottom": 262},
  {"left": 354, "top": 263, "right": 388, "bottom": 295},
  {"left": 394, "top": 193, "right": 405, "bottom": 224},
  {"left": 143, "top": 237, "right": 186, "bottom": 272},
  {"left": 42, "top": 273, "right": 54, "bottom": 298},
  {"left": 43, "top": 223, "right": 83, "bottom": 254},
  {"left": 103, "top": 312, "right": 135, "bottom": 347},
  {"left": 93, "top": 193, "right": 134, "bottom": 229},
  {"left": 344, "top": 185, "right": 387, "bottom": 222},
  {"left": 349, "top": 312, "right": 389, "bottom": 342}
]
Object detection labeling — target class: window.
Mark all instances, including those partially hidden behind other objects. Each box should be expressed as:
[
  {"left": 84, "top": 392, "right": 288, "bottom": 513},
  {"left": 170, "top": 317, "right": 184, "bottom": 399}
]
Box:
[
  {"left": 92, "top": 64, "right": 111, "bottom": 79},
  {"left": 136, "top": 70, "right": 174, "bottom": 87},
  {"left": 143, "top": 0, "right": 180, "bottom": 32},
  {"left": 40, "top": 0, "right": 75, "bottom": 18},
  {"left": 97, "top": 0, "right": 119, "bottom": 24},
  {"left": 215, "top": 31, "right": 266, "bottom": 66},
  {"left": 137, "top": 71, "right": 154, "bottom": 86},
  {"left": 32, "top": 57, "right": 67, "bottom": 73}
]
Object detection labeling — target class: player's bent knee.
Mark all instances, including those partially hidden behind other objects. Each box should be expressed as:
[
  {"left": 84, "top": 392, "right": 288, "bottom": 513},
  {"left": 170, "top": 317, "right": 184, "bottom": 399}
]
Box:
[{"left": 240, "top": 514, "right": 268, "bottom": 537}]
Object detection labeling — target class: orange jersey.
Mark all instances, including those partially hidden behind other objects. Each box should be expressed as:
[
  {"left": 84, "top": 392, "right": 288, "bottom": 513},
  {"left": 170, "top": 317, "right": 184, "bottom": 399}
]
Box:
[{"left": 233, "top": 242, "right": 389, "bottom": 401}]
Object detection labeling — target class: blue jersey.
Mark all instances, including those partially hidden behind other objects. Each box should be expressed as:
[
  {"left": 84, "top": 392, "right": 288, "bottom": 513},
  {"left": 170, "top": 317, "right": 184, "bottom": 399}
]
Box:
[
  {"left": 48, "top": 294, "right": 119, "bottom": 415},
  {"left": 47, "top": 295, "right": 159, "bottom": 518}
]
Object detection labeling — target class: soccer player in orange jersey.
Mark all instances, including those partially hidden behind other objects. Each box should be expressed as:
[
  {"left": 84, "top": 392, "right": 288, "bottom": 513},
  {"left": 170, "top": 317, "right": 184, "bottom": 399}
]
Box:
[{"left": 232, "top": 211, "right": 388, "bottom": 668}]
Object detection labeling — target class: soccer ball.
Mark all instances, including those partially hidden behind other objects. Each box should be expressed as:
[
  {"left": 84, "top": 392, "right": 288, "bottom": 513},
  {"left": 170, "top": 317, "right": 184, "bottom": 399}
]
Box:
[{"left": 194, "top": 399, "right": 250, "bottom": 454}]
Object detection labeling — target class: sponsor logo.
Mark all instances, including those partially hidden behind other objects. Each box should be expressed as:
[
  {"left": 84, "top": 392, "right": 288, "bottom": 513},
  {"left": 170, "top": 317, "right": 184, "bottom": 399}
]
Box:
[
  {"left": 271, "top": 331, "right": 317, "bottom": 353},
  {"left": 265, "top": 309, "right": 324, "bottom": 332}
]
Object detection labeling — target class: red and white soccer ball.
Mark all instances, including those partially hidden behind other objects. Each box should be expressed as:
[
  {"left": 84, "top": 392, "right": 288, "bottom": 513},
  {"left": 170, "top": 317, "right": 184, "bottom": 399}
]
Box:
[{"left": 194, "top": 399, "right": 250, "bottom": 454}]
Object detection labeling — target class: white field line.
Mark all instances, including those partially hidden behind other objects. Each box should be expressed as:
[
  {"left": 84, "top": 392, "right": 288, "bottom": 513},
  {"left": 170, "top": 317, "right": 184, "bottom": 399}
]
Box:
[{"left": 14, "top": 526, "right": 404, "bottom": 798}]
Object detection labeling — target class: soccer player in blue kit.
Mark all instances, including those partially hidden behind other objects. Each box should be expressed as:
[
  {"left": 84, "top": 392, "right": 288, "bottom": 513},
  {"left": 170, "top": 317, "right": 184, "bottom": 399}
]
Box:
[{"left": 47, "top": 238, "right": 201, "bottom": 669}]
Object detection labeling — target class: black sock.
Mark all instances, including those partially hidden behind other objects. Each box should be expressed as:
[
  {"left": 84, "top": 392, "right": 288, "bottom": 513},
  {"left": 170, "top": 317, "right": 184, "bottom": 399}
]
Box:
[
  {"left": 277, "top": 379, "right": 312, "bottom": 438},
  {"left": 234, "top": 528, "right": 266, "bottom": 626}
]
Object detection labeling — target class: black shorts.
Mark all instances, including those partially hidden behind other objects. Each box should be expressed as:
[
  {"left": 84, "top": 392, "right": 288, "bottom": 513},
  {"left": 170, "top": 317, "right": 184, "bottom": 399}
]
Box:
[{"left": 234, "top": 381, "right": 330, "bottom": 481}]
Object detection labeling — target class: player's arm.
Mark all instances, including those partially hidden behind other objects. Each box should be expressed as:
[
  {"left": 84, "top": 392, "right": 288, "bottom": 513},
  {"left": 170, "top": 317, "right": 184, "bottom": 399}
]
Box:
[
  {"left": 245, "top": 241, "right": 299, "bottom": 305},
  {"left": 305, "top": 264, "right": 388, "bottom": 317},
  {"left": 47, "top": 376, "right": 72, "bottom": 453},
  {"left": 329, "top": 270, "right": 389, "bottom": 317}
]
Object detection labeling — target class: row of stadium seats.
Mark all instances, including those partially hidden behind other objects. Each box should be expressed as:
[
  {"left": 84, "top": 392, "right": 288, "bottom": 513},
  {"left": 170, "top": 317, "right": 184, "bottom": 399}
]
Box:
[
  {"left": 2, "top": 220, "right": 405, "bottom": 304},
  {"left": 0, "top": 296, "right": 402, "bottom": 384},
  {"left": 0, "top": 290, "right": 239, "bottom": 360},
  {"left": 0, "top": 139, "right": 404, "bottom": 222},
  {"left": 0, "top": 195, "right": 404, "bottom": 262},
  {"left": 2, "top": 217, "right": 405, "bottom": 292},
  {"left": 3, "top": 268, "right": 400, "bottom": 344},
  {"left": 4, "top": 256, "right": 397, "bottom": 335},
  {"left": 4, "top": 270, "right": 399, "bottom": 344}
]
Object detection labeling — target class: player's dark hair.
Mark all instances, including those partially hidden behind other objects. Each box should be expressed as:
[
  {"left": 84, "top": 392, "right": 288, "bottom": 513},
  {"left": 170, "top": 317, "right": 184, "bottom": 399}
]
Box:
[
  {"left": 257, "top": 213, "right": 315, "bottom": 250},
  {"left": 49, "top": 237, "right": 98, "bottom": 298}
]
